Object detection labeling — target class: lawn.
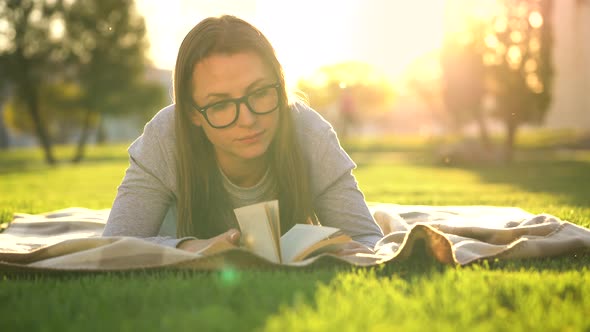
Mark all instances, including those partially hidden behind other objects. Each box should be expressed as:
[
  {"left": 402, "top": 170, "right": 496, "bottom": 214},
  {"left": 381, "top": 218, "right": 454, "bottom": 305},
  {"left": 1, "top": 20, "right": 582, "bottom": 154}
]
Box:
[{"left": 0, "top": 143, "right": 589, "bottom": 331}]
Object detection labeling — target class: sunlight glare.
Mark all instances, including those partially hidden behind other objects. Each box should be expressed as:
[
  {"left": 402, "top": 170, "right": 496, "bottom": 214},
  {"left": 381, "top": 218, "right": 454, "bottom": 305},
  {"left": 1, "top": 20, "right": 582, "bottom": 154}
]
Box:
[
  {"left": 529, "top": 11, "right": 543, "bottom": 29},
  {"left": 49, "top": 18, "right": 65, "bottom": 40},
  {"left": 507, "top": 45, "right": 523, "bottom": 69},
  {"left": 136, "top": 0, "right": 446, "bottom": 86}
]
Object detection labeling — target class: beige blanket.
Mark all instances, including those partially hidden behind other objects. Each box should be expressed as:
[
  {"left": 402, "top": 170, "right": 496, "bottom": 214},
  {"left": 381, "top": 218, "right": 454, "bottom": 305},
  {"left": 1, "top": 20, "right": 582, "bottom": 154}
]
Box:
[{"left": 1, "top": 204, "right": 589, "bottom": 272}]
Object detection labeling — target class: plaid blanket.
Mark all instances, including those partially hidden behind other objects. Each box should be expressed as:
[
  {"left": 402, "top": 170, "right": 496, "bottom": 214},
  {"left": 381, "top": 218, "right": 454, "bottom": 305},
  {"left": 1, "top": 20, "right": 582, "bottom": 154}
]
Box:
[{"left": 1, "top": 204, "right": 589, "bottom": 272}]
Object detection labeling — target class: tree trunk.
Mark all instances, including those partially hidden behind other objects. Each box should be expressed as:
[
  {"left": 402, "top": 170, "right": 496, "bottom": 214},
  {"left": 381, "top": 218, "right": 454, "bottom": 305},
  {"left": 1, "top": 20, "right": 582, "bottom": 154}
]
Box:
[
  {"left": 24, "top": 85, "right": 56, "bottom": 164},
  {"left": 474, "top": 109, "right": 491, "bottom": 150},
  {"left": 0, "top": 104, "right": 9, "bottom": 149},
  {"left": 72, "top": 108, "right": 94, "bottom": 163},
  {"left": 505, "top": 120, "right": 518, "bottom": 163},
  {"left": 96, "top": 116, "right": 107, "bottom": 144}
]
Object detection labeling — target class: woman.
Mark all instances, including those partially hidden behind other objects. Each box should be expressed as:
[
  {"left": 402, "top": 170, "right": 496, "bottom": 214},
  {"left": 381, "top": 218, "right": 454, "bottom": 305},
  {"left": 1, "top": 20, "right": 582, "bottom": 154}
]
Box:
[{"left": 103, "top": 15, "right": 383, "bottom": 255}]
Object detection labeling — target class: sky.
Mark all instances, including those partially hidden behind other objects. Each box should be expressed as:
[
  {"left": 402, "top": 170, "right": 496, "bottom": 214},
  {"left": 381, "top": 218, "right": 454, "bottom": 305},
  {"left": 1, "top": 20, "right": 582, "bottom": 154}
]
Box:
[{"left": 135, "top": 0, "right": 446, "bottom": 86}]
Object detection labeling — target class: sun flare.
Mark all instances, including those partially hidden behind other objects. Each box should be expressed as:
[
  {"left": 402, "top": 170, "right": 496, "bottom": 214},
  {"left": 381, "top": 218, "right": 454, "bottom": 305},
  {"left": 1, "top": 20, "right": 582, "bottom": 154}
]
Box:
[{"left": 136, "top": 0, "right": 447, "bottom": 85}]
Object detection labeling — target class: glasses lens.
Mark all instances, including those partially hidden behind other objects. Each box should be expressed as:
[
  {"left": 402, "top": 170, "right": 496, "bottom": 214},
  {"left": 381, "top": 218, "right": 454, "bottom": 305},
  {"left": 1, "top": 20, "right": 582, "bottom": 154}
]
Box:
[
  {"left": 248, "top": 86, "right": 279, "bottom": 114},
  {"left": 205, "top": 101, "right": 237, "bottom": 128},
  {"left": 201, "top": 85, "right": 280, "bottom": 128}
]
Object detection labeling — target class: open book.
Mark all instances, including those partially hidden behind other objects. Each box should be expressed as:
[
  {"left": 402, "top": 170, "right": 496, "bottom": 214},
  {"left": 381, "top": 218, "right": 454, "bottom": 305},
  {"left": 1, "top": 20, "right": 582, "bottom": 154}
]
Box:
[{"left": 233, "top": 200, "right": 351, "bottom": 264}]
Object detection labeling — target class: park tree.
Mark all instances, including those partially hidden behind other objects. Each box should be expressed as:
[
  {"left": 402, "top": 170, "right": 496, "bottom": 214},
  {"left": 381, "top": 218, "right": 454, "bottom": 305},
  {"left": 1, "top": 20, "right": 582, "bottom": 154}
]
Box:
[
  {"left": 0, "top": 0, "right": 166, "bottom": 163},
  {"left": 3, "top": 82, "right": 85, "bottom": 143},
  {"left": 0, "top": 0, "right": 68, "bottom": 163},
  {"left": 440, "top": 37, "right": 490, "bottom": 148},
  {"left": 405, "top": 52, "right": 452, "bottom": 135},
  {"left": 64, "top": 0, "right": 166, "bottom": 162},
  {"left": 0, "top": 84, "right": 10, "bottom": 149},
  {"left": 439, "top": 0, "right": 492, "bottom": 149},
  {"left": 484, "top": 0, "right": 553, "bottom": 161},
  {"left": 438, "top": 0, "right": 553, "bottom": 162}
]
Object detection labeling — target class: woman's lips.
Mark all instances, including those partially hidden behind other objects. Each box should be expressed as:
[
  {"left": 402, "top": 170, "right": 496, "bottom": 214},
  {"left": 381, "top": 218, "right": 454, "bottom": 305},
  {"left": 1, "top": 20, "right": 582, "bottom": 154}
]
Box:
[{"left": 237, "top": 130, "right": 264, "bottom": 143}]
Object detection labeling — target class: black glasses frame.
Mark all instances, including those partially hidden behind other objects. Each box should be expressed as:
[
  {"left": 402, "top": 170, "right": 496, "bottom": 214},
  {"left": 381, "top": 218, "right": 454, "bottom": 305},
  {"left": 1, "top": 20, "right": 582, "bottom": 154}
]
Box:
[{"left": 191, "top": 83, "right": 282, "bottom": 129}]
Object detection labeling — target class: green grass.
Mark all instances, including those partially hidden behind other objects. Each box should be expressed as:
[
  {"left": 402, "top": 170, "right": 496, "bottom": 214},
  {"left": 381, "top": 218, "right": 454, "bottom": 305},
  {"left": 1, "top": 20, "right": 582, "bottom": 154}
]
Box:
[
  {"left": 342, "top": 128, "right": 590, "bottom": 152},
  {"left": 1, "top": 143, "right": 589, "bottom": 331},
  {"left": 0, "top": 144, "right": 129, "bottom": 225}
]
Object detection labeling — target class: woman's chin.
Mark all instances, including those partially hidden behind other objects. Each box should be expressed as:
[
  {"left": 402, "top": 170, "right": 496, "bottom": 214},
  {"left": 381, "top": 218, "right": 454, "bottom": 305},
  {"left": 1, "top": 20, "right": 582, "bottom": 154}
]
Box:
[{"left": 234, "top": 145, "right": 269, "bottom": 161}]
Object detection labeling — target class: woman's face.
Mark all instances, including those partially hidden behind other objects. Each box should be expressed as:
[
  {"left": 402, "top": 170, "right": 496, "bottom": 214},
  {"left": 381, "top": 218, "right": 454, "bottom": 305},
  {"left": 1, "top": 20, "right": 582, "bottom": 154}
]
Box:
[{"left": 190, "top": 51, "right": 280, "bottom": 167}]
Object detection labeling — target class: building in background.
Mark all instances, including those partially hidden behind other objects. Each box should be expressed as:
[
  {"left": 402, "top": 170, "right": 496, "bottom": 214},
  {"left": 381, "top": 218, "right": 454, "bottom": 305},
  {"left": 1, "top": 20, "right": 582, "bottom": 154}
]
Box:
[{"left": 546, "top": 0, "right": 590, "bottom": 129}]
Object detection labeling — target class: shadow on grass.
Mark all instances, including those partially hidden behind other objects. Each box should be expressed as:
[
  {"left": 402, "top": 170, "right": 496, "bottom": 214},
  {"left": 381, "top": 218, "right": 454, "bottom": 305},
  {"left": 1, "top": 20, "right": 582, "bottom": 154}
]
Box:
[
  {"left": 351, "top": 151, "right": 424, "bottom": 169},
  {"left": 0, "top": 268, "right": 343, "bottom": 331},
  {"left": 352, "top": 150, "right": 590, "bottom": 208},
  {"left": 447, "top": 154, "right": 590, "bottom": 207},
  {"left": 0, "top": 151, "right": 129, "bottom": 175}
]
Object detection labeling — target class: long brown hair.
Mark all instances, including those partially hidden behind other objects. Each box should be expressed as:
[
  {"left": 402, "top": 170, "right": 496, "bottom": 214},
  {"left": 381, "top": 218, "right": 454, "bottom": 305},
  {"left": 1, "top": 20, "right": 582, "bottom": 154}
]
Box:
[{"left": 174, "top": 15, "right": 315, "bottom": 238}]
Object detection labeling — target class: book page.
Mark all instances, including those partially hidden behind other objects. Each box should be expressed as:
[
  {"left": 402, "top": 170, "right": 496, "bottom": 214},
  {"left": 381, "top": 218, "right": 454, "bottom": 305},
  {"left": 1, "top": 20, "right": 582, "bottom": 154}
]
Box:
[
  {"left": 234, "top": 201, "right": 281, "bottom": 263},
  {"left": 264, "top": 201, "right": 281, "bottom": 254},
  {"left": 280, "top": 224, "right": 348, "bottom": 263}
]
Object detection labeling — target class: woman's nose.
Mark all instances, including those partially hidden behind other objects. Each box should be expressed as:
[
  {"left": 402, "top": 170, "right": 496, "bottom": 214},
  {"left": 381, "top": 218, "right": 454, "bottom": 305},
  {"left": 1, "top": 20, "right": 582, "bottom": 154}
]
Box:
[{"left": 236, "top": 101, "right": 256, "bottom": 127}]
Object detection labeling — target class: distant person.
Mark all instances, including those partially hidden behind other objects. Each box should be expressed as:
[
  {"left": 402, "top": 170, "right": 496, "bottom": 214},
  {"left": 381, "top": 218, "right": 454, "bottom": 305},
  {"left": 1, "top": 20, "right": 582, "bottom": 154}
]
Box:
[{"left": 102, "top": 15, "right": 383, "bottom": 255}]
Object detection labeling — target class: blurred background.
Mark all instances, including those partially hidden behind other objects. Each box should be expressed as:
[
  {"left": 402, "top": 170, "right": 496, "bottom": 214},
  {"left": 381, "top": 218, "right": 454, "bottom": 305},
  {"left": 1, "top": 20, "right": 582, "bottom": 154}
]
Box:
[{"left": 0, "top": 0, "right": 588, "bottom": 164}]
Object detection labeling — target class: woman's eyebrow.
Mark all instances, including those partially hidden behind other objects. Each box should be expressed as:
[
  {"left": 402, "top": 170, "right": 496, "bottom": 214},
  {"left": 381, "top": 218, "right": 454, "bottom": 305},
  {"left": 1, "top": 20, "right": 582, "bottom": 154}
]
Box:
[
  {"left": 205, "top": 92, "right": 231, "bottom": 99},
  {"left": 204, "top": 78, "right": 271, "bottom": 101},
  {"left": 245, "top": 78, "right": 270, "bottom": 92}
]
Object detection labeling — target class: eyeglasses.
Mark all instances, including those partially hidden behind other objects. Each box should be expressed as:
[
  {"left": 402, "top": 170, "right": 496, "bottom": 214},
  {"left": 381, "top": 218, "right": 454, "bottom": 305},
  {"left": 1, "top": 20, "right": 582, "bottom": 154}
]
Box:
[{"left": 191, "top": 83, "right": 281, "bottom": 129}]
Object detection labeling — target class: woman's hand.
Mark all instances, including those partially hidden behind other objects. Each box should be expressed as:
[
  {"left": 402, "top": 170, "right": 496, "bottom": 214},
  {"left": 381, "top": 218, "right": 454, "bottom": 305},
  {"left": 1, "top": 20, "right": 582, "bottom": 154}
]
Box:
[
  {"left": 177, "top": 228, "right": 241, "bottom": 253},
  {"left": 335, "top": 240, "right": 375, "bottom": 256}
]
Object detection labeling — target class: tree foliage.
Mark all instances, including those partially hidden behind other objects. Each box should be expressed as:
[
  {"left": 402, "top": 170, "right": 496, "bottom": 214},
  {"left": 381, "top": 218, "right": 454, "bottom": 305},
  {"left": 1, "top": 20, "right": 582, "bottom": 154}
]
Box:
[
  {"left": 484, "top": 0, "right": 553, "bottom": 160},
  {"left": 64, "top": 0, "right": 166, "bottom": 161},
  {"left": 0, "top": 0, "right": 167, "bottom": 163},
  {"left": 4, "top": 82, "right": 86, "bottom": 143},
  {"left": 64, "top": 0, "right": 154, "bottom": 116},
  {"left": 439, "top": 0, "right": 554, "bottom": 161}
]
